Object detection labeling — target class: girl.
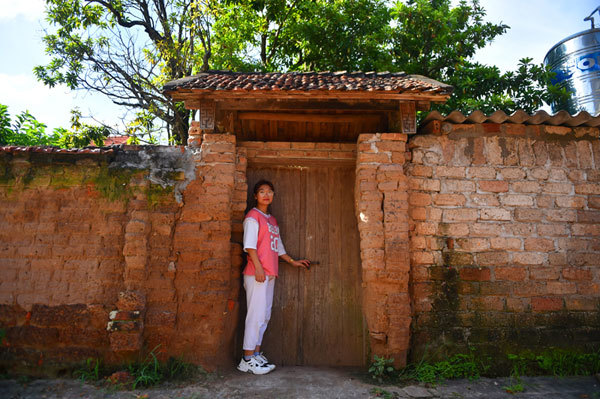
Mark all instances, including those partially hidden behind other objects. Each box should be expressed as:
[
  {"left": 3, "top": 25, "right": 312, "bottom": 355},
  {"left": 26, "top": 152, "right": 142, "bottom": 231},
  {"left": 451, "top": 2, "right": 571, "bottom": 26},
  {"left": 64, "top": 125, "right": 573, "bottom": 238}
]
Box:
[{"left": 237, "top": 179, "right": 310, "bottom": 374}]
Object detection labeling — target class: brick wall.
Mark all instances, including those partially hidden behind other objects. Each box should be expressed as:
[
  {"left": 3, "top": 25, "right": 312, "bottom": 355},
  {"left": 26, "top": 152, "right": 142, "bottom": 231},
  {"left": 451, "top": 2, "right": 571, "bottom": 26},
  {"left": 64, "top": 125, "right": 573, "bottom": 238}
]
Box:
[
  {"left": 0, "top": 138, "right": 240, "bottom": 374},
  {"left": 408, "top": 123, "right": 600, "bottom": 360}
]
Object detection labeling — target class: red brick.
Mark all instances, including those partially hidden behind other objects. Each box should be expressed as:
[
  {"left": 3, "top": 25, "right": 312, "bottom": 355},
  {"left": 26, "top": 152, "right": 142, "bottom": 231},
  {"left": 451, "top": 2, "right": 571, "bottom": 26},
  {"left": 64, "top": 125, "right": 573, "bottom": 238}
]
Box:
[
  {"left": 495, "top": 266, "right": 528, "bottom": 281},
  {"left": 469, "top": 194, "right": 500, "bottom": 207},
  {"left": 513, "top": 252, "right": 545, "bottom": 265},
  {"left": 409, "top": 178, "right": 441, "bottom": 192},
  {"left": 439, "top": 223, "right": 469, "bottom": 236},
  {"left": 435, "top": 166, "right": 466, "bottom": 178},
  {"left": 537, "top": 195, "right": 555, "bottom": 208},
  {"left": 433, "top": 194, "right": 466, "bottom": 206},
  {"left": 538, "top": 223, "right": 570, "bottom": 236},
  {"left": 548, "top": 168, "right": 566, "bottom": 181},
  {"left": 531, "top": 297, "right": 563, "bottom": 312},
  {"left": 565, "top": 297, "right": 599, "bottom": 311},
  {"left": 490, "top": 237, "right": 522, "bottom": 250},
  {"left": 514, "top": 208, "right": 543, "bottom": 221},
  {"left": 455, "top": 238, "right": 490, "bottom": 252},
  {"left": 524, "top": 238, "right": 555, "bottom": 252},
  {"left": 459, "top": 267, "right": 491, "bottom": 281},
  {"left": 479, "top": 180, "right": 508, "bottom": 193},
  {"left": 380, "top": 133, "right": 407, "bottom": 141},
  {"left": 544, "top": 182, "right": 573, "bottom": 194},
  {"left": 556, "top": 196, "right": 586, "bottom": 208},
  {"left": 358, "top": 152, "right": 390, "bottom": 163},
  {"left": 578, "top": 281, "right": 600, "bottom": 295},
  {"left": 502, "top": 195, "right": 534, "bottom": 207},
  {"left": 477, "top": 251, "right": 508, "bottom": 266},
  {"left": 546, "top": 281, "right": 577, "bottom": 295},
  {"left": 562, "top": 268, "right": 593, "bottom": 281},
  {"left": 442, "top": 180, "right": 476, "bottom": 192},
  {"left": 506, "top": 297, "right": 529, "bottom": 312},
  {"left": 501, "top": 168, "right": 527, "bottom": 180},
  {"left": 480, "top": 209, "right": 511, "bottom": 221},
  {"left": 415, "top": 222, "right": 438, "bottom": 235},
  {"left": 409, "top": 193, "right": 431, "bottom": 206},
  {"left": 409, "top": 165, "right": 433, "bottom": 177},
  {"left": 572, "top": 224, "right": 600, "bottom": 236},
  {"left": 443, "top": 209, "right": 478, "bottom": 222},
  {"left": 547, "top": 210, "right": 576, "bottom": 222},
  {"left": 468, "top": 296, "right": 504, "bottom": 311},
  {"left": 529, "top": 267, "right": 560, "bottom": 281},
  {"left": 511, "top": 181, "right": 540, "bottom": 193},
  {"left": 468, "top": 167, "right": 496, "bottom": 179}
]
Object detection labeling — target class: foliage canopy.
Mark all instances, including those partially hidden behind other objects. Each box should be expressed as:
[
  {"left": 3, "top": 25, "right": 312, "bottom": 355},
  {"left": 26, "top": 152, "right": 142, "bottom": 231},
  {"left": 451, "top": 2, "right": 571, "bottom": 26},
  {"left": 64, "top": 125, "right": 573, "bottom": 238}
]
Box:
[{"left": 35, "top": 0, "right": 569, "bottom": 144}]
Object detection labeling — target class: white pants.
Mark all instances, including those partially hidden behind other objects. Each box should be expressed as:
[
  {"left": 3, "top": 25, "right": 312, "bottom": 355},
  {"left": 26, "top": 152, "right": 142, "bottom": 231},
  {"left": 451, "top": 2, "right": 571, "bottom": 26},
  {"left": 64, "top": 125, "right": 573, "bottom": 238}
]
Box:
[{"left": 242, "top": 274, "right": 275, "bottom": 351}]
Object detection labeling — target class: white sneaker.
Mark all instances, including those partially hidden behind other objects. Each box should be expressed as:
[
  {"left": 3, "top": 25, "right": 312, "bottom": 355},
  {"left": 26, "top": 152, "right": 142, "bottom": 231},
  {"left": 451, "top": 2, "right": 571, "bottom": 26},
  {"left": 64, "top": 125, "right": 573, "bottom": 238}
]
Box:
[
  {"left": 237, "top": 356, "right": 272, "bottom": 375},
  {"left": 256, "top": 352, "right": 276, "bottom": 371}
]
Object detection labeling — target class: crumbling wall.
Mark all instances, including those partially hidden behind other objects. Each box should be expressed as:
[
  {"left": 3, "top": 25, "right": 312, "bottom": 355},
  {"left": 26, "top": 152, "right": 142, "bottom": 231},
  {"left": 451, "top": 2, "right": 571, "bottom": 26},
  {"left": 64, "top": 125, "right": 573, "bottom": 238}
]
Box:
[
  {"left": 0, "top": 139, "right": 238, "bottom": 374},
  {"left": 408, "top": 123, "right": 600, "bottom": 361}
]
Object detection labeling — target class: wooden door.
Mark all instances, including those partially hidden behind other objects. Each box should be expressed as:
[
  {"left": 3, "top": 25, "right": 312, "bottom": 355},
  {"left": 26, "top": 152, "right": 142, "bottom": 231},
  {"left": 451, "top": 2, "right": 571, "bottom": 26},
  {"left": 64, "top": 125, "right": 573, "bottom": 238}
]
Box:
[{"left": 246, "top": 160, "right": 366, "bottom": 366}]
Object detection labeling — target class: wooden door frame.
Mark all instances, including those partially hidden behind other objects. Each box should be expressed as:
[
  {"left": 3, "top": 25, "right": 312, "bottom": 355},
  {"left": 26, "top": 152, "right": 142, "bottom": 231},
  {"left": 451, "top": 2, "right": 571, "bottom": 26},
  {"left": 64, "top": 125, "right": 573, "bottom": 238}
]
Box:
[{"left": 243, "top": 149, "right": 366, "bottom": 366}]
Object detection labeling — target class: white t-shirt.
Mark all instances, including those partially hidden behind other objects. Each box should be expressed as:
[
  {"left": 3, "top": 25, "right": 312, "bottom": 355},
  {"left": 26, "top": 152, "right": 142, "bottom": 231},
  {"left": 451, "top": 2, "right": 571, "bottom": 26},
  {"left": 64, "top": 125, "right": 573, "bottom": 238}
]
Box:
[{"left": 243, "top": 209, "right": 286, "bottom": 256}]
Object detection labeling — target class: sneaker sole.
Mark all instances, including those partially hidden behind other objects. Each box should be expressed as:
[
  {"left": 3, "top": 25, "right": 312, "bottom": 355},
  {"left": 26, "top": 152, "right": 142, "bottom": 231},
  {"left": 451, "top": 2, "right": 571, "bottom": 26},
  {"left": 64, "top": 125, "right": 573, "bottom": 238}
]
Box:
[{"left": 237, "top": 365, "right": 271, "bottom": 375}]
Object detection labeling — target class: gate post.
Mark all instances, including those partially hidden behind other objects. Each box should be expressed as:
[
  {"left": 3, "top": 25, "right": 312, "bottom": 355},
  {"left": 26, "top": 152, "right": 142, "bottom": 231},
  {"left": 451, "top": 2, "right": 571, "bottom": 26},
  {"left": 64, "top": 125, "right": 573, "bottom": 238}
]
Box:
[{"left": 355, "top": 133, "right": 410, "bottom": 367}]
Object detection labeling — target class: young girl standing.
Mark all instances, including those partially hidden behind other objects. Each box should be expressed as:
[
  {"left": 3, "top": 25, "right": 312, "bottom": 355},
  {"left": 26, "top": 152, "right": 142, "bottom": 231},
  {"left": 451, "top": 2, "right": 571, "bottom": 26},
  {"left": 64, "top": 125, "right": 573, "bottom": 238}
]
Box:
[{"left": 237, "top": 179, "right": 310, "bottom": 374}]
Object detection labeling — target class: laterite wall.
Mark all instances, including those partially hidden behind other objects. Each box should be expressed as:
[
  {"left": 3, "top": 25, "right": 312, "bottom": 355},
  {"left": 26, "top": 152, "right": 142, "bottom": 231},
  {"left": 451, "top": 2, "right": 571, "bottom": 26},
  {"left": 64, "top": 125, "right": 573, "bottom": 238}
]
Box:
[
  {"left": 407, "top": 122, "right": 600, "bottom": 361},
  {"left": 1, "top": 119, "right": 599, "bottom": 374},
  {"left": 0, "top": 137, "right": 242, "bottom": 375}
]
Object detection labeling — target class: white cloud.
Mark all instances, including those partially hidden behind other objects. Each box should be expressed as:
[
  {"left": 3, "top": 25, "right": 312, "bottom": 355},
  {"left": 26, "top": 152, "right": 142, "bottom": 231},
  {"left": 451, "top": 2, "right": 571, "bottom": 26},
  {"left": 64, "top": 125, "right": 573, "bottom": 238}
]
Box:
[
  {"left": 0, "top": 0, "right": 46, "bottom": 21},
  {"left": 0, "top": 72, "right": 133, "bottom": 134},
  {"left": 0, "top": 72, "right": 76, "bottom": 131}
]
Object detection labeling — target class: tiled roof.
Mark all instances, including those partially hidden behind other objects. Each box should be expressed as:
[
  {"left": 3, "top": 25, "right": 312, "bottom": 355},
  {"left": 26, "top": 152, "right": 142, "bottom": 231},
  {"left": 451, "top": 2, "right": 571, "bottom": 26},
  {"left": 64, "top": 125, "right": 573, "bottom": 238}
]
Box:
[
  {"left": 163, "top": 71, "right": 453, "bottom": 96},
  {"left": 0, "top": 146, "right": 115, "bottom": 154},
  {"left": 421, "top": 109, "right": 600, "bottom": 127}
]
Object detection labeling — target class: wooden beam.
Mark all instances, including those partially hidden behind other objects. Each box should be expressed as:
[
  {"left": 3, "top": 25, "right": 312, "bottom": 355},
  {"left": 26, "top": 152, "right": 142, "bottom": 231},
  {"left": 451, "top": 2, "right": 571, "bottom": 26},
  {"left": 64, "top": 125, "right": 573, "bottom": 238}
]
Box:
[
  {"left": 166, "top": 89, "right": 451, "bottom": 103},
  {"left": 248, "top": 157, "right": 355, "bottom": 167},
  {"left": 237, "top": 112, "right": 382, "bottom": 124},
  {"left": 207, "top": 98, "right": 400, "bottom": 111}
]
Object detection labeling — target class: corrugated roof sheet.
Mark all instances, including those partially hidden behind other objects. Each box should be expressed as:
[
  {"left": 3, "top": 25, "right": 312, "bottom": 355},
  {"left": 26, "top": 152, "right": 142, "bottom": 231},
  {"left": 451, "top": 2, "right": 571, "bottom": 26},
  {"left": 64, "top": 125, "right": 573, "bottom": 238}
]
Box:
[
  {"left": 421, "top": 109, "right": 600, "bottom": 127},
  {"left": 164, "top": 70, "right": 453, "bottom": 96}
]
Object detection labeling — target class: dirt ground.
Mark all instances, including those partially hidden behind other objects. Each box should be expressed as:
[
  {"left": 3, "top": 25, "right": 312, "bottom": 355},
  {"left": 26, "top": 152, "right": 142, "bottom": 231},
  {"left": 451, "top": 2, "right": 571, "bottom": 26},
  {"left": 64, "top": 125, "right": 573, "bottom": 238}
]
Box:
[{"left": 1, "top": 366, "right": 599, "bottom": 399}]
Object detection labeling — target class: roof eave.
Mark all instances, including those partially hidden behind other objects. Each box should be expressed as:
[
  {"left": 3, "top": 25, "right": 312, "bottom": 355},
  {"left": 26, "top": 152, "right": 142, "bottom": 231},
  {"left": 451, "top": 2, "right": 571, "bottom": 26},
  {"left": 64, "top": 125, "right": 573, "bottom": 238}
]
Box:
[{"left": 164, "top": 88, "right": 452, "bottom": 103}]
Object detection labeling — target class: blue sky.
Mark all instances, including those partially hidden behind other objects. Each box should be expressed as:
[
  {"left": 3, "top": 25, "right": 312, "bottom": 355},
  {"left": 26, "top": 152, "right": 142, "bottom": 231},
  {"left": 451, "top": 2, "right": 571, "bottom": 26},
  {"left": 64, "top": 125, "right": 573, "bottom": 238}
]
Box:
[{"left": 0, "top": 0, "right": 598, "bottom": 136}]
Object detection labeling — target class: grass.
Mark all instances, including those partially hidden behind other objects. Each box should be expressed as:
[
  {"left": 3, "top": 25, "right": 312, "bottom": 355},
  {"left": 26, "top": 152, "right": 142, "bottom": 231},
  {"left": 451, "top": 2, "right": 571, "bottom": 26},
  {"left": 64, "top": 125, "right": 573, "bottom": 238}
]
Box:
[
  {"left": 367, "top": 347, "right": 600, "bottom": 388},
  {"left": 72, "top": 346, "right": 206, "bottom": 390}
]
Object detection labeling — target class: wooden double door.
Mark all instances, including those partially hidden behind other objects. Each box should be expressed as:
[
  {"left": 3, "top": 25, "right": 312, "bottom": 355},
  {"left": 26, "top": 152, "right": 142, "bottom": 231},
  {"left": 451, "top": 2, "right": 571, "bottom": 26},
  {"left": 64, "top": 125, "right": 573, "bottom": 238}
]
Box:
[{"left": 245, "top": 159, "right": 366, "bottom": 366}]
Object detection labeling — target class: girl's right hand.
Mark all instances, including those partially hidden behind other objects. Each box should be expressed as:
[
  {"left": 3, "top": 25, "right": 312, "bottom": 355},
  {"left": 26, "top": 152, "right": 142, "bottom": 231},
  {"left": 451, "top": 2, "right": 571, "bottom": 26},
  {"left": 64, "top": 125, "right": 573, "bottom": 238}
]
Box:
[{"left": 255, "top": 267, "right": 266, "bottom": 283}]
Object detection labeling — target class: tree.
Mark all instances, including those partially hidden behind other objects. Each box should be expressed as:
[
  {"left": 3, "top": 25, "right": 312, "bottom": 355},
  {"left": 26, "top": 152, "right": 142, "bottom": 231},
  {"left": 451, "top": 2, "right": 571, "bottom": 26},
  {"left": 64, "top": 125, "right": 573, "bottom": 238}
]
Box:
[
  {"left": 36, "top": 0, "right": 567, "bottom": 144},
  {"left": 389, "top": 0, "right": 569, "bottom": 115},
  {"left": 36, "top": 0, "right": 218, "bottom": 144},
  {"left": 212, "top": 0, "right": 392, "bottom": 72},
  {"left": 0, "top": 104, "right": 109, "bottom": 148}
]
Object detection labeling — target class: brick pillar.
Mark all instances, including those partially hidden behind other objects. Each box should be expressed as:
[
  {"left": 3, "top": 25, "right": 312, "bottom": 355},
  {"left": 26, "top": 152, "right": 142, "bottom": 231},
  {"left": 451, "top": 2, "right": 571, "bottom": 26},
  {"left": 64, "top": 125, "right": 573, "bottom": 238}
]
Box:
[
  {"left": 169, "top": 132, "right": 237, "bottom": 369},
  {"left": 187, "top": 121, "right": 202, "bottom": 147},
  {"left": 355, "top": 133, "right": 410, "bottom": 367}
]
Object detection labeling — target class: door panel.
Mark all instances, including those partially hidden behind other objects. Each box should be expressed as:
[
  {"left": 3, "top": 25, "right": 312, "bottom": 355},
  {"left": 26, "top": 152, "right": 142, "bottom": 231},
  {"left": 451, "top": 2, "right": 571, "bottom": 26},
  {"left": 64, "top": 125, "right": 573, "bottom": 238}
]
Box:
[{"left": 246, "top": 162, "right": 365, "bottom": 366}]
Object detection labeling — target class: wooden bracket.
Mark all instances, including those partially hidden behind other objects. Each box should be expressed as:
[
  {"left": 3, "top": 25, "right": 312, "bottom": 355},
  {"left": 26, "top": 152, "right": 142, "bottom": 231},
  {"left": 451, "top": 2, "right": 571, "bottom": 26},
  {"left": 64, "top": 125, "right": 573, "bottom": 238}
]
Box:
[
  {"left": 399, "top": 102, "right": 416, "bottom": 134},
  {"left": 199, "top": 101, "right": 215, "bottom": 131}
]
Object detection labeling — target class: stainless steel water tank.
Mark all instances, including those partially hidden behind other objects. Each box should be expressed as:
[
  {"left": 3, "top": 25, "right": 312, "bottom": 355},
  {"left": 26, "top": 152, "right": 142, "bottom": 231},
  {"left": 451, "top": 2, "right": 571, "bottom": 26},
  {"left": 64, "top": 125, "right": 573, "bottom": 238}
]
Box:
[{"left": 544, "top": 28, "right": 600, "bottom": 115}]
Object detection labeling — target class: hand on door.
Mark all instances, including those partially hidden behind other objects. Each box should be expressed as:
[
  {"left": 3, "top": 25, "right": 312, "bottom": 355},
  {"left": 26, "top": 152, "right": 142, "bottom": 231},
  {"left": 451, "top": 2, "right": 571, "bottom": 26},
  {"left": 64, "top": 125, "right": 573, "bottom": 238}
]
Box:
[{"left": 291, "top": 259, "right": 310, "bottom": 270}]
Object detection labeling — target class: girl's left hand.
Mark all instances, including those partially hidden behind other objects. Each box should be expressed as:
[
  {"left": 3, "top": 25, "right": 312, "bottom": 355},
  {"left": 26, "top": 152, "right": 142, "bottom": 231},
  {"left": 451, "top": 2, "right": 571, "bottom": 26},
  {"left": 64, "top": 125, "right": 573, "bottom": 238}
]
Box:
[{"left": 292, "top": 259, "right": 310, "bottom": 269}]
